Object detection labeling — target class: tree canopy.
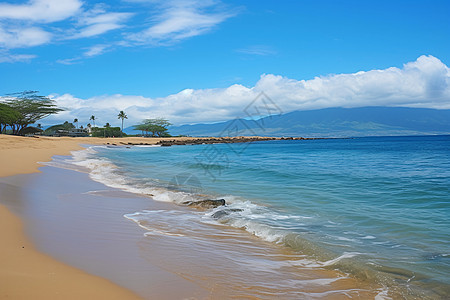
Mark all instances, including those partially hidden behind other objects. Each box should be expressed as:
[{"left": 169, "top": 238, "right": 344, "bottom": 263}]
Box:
[
  {"left": 0, "top": 103, "right": 21, "bottom": 133},
  {"left": 44, "top": 121, "right": 75, "bottom": 135},
  {"left": 1, "top": 91, "right": 63, "bottom": 135},
  {"left": 91, "top": 125, "right": 122, "bottom": 138},
  {"left": 133, "top": 118, "right": 172, "bottom": 137},
  {"left": 90, "top": 115, "right": 96, "bottom": 127}
]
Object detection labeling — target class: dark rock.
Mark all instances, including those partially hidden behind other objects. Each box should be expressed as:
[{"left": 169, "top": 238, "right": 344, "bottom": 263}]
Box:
[
  {"left": 182, "top": 199, "right": 226, "bottom": 208},
  {"left": 211, "top": 208, "right": 243, "bottom": 219},
  {"left": 155, "top": 136, "right": 281, "bottom": 147}
]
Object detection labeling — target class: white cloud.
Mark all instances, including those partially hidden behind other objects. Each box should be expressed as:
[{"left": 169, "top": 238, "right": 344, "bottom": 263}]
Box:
[
  {"left": 55, "top": 57, "right": 79, "bottom": 65},
  {"left": 253, "top": 55, "right": 450, "bottom": 112},
  {"left": 74, "top": 22, "right": 122, "bottom": 38},
  {"left": 0, "top": 50, "right": 36, "bottom": 63},
  {"left": 55, "top": 44, "right": 110, "bottom": 64},
  {"left": 0, "top": 0, "right": 237, "bottom": 62},
  {"left": 127, "top": 0, "right": 236, "bottom": 45},
  {"left": 44, "top": 56, "right": 450, "bottom": 127},
  {"left": 84, "top": 44, "right": 109, "bottom": 57},
  {"left": 0, "top": 26, "right": 51, "bottom": 48},
  {"left": 0, "top": 0, "right": 80, "bottom": 51},
  {"left": 0, "top": 0, "right": 82, "bottom": 23},
  {"left": 69, "top": 9, "right": 133, "bottom": 39}
]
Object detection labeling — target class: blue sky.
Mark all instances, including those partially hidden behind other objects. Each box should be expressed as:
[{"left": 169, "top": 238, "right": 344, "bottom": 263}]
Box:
[{"left": 0, "top": 0, "right": 449, "bottom": 126}]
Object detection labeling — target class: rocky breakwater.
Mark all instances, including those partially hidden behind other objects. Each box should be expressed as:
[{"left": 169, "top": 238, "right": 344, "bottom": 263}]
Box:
[
  {"left": 155, "top": 136, "right": 282, "bottom": 147},
  {"left": 103, "top": 136, "right": 317, "bottom": 147}
]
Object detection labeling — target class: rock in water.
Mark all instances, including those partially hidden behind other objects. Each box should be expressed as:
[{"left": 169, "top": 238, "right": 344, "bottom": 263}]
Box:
[
  {"left": 211, "top": 208, "right": 243, "bottom": 219},
  {"left": 182, "top": 199, "right": 226, "bottom": 208}
]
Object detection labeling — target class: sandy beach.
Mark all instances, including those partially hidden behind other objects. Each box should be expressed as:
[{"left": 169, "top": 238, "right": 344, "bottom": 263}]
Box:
[{"left": 0, "top": 135, "right": 204, "bottom": 299}]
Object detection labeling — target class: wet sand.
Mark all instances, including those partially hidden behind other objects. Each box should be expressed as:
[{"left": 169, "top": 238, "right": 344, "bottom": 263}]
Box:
[{"left": 0, "top": 168, "right": 210, "bottom": 299}]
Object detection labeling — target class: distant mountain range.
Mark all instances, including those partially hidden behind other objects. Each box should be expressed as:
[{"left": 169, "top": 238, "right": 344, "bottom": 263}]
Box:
[{"left": 163, "top": 107, "right": 450, "bottom": 138}]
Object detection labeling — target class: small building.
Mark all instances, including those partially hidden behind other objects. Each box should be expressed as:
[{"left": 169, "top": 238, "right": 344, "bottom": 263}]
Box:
[{"left": 50, "top": 128, "right": 89, "bottom": 137}]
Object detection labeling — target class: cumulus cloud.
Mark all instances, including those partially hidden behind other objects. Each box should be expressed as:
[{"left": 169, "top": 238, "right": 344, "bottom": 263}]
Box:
[
  {"left": 44, "top": 55, "right": 450, "bottom": 127},
  {"left": 254, "top": 55, "right": 450, "bottom": 112}
]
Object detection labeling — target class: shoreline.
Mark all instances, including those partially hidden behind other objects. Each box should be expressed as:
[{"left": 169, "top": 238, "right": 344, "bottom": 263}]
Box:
[{"left": 1, "top": 162, "right": 383, "bottom": 299}]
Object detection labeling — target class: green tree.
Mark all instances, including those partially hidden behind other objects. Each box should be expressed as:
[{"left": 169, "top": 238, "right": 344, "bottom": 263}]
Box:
[
  {"left": 2, "top": 91, "right": 63, "bottom": 135},
  {"left": 19, "top": 126, "right": 43, "bottom": 136},
  {"left": 91, "top": 125, "right": 122, "bottom": 138},
  {"left": 0, "top": 103, "right": 21, "bottom": 134},
  {"left": 117, "top": 110, "right": 127, "bottom": 136},
  {"left": 44, "top": 121, "right": 75, "bottom": 135},
  {"left": 90, "top": 115, "right": 96, "bottom": 127},
  {"left": 62, "top": 121, "right": 75, "bottom": 130},
  {"left": 73, "top": 118, "right": 78, "bottom": 129},
  {"left": 133, "top": 118, "right": 172, "bottom": 137}
]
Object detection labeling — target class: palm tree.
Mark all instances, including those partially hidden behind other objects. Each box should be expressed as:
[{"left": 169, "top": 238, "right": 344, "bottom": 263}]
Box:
[
  {"left": 86, "top": 123, "right": 92, "bottom": 136},
  {"left": 73, "top": 118, "right": 78, "bottom": 129},
  {"left": 103, "top": 123, "right": 110, "bottom": 138},
  {"left": 117, "top": 110, "right": 128, "bottom": 137},
  {"left": 90, "top": 115, "right": 96, "bottom": 128}
]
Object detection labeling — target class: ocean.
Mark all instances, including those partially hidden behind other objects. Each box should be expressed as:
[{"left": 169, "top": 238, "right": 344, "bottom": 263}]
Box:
[{"left": 54, "top": 135, "right": 449, "bottom": 299}]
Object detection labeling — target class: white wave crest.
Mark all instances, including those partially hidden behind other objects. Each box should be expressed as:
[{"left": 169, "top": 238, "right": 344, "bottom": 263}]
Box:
[{"left": 289, "top": 252, "right": 361, "bottom": 268}]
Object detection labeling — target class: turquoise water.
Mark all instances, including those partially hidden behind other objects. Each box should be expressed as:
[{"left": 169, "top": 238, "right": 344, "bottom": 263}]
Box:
[{"left": 69, "top": 136, "right": 450, "bottom": 298}]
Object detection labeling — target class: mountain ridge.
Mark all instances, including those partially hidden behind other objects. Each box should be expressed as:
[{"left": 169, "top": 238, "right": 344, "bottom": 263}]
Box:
[{"left": 162, "top": 107, "right": 450, "bottom": 137}]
